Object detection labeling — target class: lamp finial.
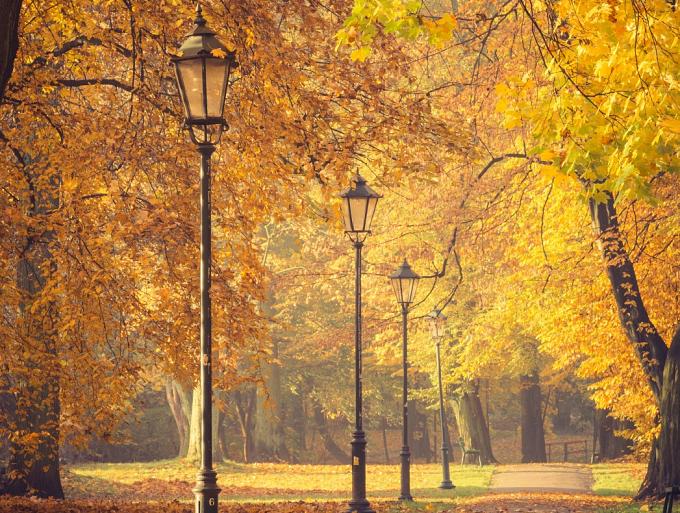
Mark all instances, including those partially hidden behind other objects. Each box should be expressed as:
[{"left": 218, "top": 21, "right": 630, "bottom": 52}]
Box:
[{"left": 195, "top": 2, "right": 206, "bottom": 26}]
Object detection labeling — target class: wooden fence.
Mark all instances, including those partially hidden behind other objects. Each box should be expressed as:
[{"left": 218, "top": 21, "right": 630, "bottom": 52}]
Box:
[{"left": 546, "top": 439, "right": 590, "bottom": 463}]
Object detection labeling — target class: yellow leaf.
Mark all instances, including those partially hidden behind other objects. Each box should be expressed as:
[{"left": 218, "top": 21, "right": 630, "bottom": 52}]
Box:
[
  {"left": 660, "top": 117, "right": 680, "bottom": 134},
  {"left": 350, "top": 46, "right": 371, "bottom": 62}
]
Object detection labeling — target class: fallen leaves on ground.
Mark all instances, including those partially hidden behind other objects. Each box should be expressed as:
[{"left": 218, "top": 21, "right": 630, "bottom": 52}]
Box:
[
  {"left": 0, "top": 494, "right": 642, "bottom": 513},
  {"left": 450, "top": 493, "right": 632, "bottom": 512}
]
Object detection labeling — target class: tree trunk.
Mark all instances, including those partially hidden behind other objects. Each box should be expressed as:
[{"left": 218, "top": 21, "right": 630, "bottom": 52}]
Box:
[
  {"left": 520, "top": 373, "right": 547, "bottom": 463},
  {"left": 3, "top": 151, "right": 63, "bottom": 498},
  {"left": 185, "top": 386, "right": 223, "bottom": 463},
  {"left": 165, "top": 380, "right": 191, "bottom": 457},
  {"left": 552, "top": 389, "right": 572, "bottom": 434},
  {"left": 311, "top": 399, "right": 349, "bottom": 464},
  {"left": 253, "top": 340, "right": 289, "bottom": 461},
  {"left": 409, "top": 400, "right": 433, "bottom": 462},
  {"left": 382, "top": 417, "right": 390, "bottom": 464},
  {"left": 186, "top": 387, "right": 202, "bottom": 463},
  {"left": 453, "top": 381, "right": 497, "bottom": 464},
  {"left": 0, "top": 0, "right": 21, "bottom": 99},
  {"left": 3, "top": 365, "right": 63, "bottom": 498},
  {"left": 658, "top": 327, "right": 680, "bottom": 493},
  {"left": 233, "top": 387, "right": 256, "bottom": 463},
  {"left": 589, "top": 194, "right": 675, "bottom": 498},
  {"left": 595, "top": 409, "right": 632, "bottom": 460},
  {"left": 287, "top": 391, "right": 306, "bottom": 462}
]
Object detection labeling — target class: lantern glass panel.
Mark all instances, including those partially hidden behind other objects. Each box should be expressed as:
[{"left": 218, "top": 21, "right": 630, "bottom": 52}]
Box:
[
  {"left": 429, "top": 314, "right": 445, "bottom": 339},
  {"left": 349, "top": 196, "right": 369, "bottom": 232},
  {"left": 405, "top": 277, "right": 418, "bottom": 304},
  {"left": 177, "top": 59, "right": 204, "bottom": 119},
  {"left": 364, "top": 196, "right": 378, "bottom": 232},
  {"left": 392, "top": 277, "right": 418, "bottom": 305},
  {"left": 391, "top": 277, "right": 404, "bottom": 304},
  {"left": 341, "top": 197, "right": 353, "bottom": 232},
  {"left": 205, "top": 57, "right": 229, "bottom": 118}
]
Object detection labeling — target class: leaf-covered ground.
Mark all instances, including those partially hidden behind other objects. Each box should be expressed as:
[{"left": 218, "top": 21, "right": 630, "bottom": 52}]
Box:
[
  {"left": 2, "top": 461, "right": 646, "bottom": 513},
  {"left": 0, "top": 494, "right": 647, "bottom": 513},
  {"left": 62, "top": 461, "right": 493, "bottom": 502}
]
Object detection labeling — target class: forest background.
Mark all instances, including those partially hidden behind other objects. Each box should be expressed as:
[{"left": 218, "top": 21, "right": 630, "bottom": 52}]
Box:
[{"left": 0, "top": 0, "right": 678, "bottom": 502}]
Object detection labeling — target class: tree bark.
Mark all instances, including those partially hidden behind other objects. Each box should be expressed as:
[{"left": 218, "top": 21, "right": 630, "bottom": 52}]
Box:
[
  {"left": 0, "top": 0, "right": 21, "bottom": 99},
  {"left": 589, "top": 195, "right": 667, "bottom": 400},
  {"left": 3, "top": 167, "right": 63, "bottom": 498},
  {"left": 233, "top": 387, "right": 256, "bottom": 463},
  {"left": 552, "top": 389, "right": 572, "bottom": 434},
  {"left": 452, "top": 381, "right": 497, "bottom": 464},
  {"left": 595, "top": 408, "right": 632, "bottom": 460},
  {"left": 185, "top": 386, "right": 223, "bottom": 463},
  {"left": 287, "top": 391, "right": 306, "bottom": 462},
  {"left": 186, "top": 387, "right": 201, "bottom": 463},
  {"left": 658, "top": 327, "right": 680, "bottom": 492},
  {"left": 165, "top": 380, "right": 191, "bottom": 458},
  {"left": 408, "top": 400, "right": 433, "bottom": 462},
  {"left": 589, "top": 194, "right": 676, "bottom": 498},
  {"left": 520, "top": 373, "right": 547, "bottom": 463}
]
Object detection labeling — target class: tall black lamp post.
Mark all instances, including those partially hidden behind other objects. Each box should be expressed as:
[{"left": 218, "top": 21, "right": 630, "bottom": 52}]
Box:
[
  {"left": 171, "top": 6, "right": 236, "bottom": 513},
  {"left": 340, "top": 174, "right": 381, "bottom": 513},
  {"left": 427, "top": 309, "right": 455, "bottom": 490},
  {"left": 390, "top": 260, "right": 420, "bottom": 502}
]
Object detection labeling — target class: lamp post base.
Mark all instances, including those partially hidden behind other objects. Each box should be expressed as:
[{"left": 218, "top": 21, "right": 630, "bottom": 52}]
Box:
[
  {"left": 347, "top": 499, "right": 376, "bottom": 513},
  {"left": 439, "top": 445, "right": 454, "bottom": 490},
  {"left": 399, "top": 447, "right": 413, "bottom": 501},
  {"left": 347, "top": 431, "right": 375, "bottom": 513},
  {"left": 193, "top": 469, "right": 220, "bottom": 513}
]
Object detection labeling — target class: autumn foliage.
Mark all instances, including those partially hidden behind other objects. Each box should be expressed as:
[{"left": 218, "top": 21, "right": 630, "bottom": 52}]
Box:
[{"left": 0, "top": 0, "right": 679, "bottom": 504}]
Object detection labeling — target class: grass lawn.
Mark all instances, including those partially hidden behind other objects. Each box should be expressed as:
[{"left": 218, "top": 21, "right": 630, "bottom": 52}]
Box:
[
  {"left": 63, "top": 459, "right": 493, "bottom": 503},
  {"left": 591, "top": 463, "right": 646, "bottom": 497}
]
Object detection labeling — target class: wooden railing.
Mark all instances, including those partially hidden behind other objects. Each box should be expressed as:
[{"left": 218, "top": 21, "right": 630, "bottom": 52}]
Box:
[{"left": 546, "top": 439, "right": 590, "bottom": 463}]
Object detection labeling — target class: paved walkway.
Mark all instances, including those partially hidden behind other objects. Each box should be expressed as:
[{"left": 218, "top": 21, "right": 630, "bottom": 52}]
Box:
[{"left": 490, "top": 464, "right": 593, "bottom": 494}]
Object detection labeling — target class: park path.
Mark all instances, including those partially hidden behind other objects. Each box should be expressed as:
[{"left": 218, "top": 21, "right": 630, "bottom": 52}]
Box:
[{"left": 489, "top": 463, "right": 593, "bottom": 494}]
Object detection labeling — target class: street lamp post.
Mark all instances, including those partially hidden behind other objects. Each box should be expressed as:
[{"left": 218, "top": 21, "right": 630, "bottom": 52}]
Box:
[
  {"left": 171, "top": 6, "right": 237, "bottom": 513},
  {"left": 339, "top": 174, "right": 381, "bottom": 513},
  {"left": 389, "top": 260, "right": 420, "bottom": 502},
  {"left": 427, "top": 309, "right": 455, "bottom": 490}
]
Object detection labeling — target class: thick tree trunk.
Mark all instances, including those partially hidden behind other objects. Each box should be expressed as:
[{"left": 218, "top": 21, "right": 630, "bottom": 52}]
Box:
[
  {"left": 589, "top": 194, "right": 674, "bottom": 498},
  {"left": 520, "top": 373, "right": 547, "bottom": 463},
  {"left": 3, "top": 365, "right": 63, "bottom": 499},
  {"left": 0, "top": 0, "right": 21, "bottom": 99},
  {"left": 186, "top": 387, "right": 201, "bottom": 463},
  {"left": 311, "top": 399, "right": 349, "bottom": 464},
  {"left": 185, "top": 386, "right": 223, "bottom": 463},
  {"left": 589, "top": 195, "right": 667, "bottom": 399},
  {"left": 658, "top": 327, "right": 680, "bottom": 493},
  {"left": 453, "top": 381, "right": 497, "bottom": 464},
  {"left": 165, "top": 380, "right": 191, "bottom": 457},
  {"left": 595, "top": 409, "right": 632, "bottom": 460},
  {"left": 3, "top": 155, "right": 63, "bottom": 498}
]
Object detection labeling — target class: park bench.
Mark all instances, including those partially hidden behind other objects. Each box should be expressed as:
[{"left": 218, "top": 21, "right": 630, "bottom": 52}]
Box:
[{"left": 458, "top": 437, "right": 482, "bottom": 466}]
